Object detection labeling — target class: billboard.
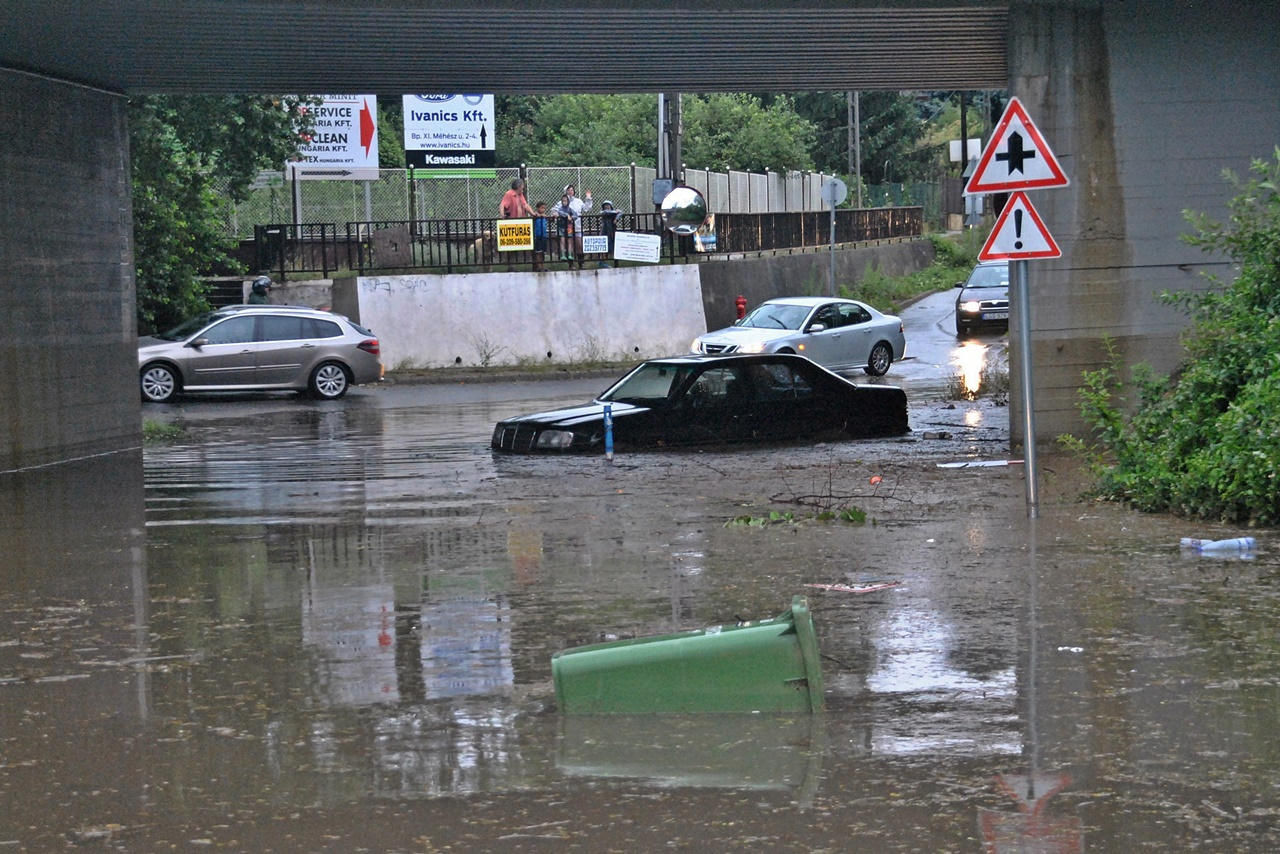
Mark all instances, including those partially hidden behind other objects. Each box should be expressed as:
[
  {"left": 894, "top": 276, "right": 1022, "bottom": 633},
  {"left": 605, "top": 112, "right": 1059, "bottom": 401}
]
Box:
[
  {"left": 403, "top": 94, "right": 496, "bottom": 172},
  {"left": 289, "top": 95, "right": 379, "bottom": 181}
]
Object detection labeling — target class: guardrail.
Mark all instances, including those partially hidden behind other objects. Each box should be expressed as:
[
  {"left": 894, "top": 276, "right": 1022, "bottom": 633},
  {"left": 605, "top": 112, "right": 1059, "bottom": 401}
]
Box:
[{"left": 253, "top": 206, "right": 923, "bottom": 280}]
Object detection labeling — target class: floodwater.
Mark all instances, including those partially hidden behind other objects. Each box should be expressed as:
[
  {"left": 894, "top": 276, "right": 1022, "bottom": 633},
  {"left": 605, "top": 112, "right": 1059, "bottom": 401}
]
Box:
[{"left": 4, "top": 298, "right": 1280, "bottom": 851}]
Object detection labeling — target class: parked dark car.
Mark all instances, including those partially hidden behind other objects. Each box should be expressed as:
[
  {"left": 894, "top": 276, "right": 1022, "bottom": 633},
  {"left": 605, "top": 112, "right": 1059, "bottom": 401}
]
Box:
[
  {"left": 490, "top": 353, "right": 909, "bottom": 453},
  {"left": 954, "top": 260, "right": 1010, "bottom": 337},
  {"left": 138, "top": 305, "right": 382, "bottom": 402}
]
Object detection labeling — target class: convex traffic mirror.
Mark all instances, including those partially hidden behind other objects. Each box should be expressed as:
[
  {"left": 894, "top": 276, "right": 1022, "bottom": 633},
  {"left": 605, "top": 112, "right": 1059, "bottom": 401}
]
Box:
[{"left": 660, "top": 186, "right": 708, "bottom": 235}]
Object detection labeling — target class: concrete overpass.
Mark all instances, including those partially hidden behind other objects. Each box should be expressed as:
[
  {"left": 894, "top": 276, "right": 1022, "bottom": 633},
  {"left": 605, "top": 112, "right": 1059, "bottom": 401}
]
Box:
[{"left": 3, "top": 0, "right": 1278, "bottom": 473}]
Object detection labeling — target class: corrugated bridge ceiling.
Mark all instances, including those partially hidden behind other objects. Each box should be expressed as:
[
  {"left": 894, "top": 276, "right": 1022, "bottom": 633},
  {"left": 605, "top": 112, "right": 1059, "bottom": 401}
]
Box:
[{"left": 3, "top": 1, "right": 1009, "bottom": 94}]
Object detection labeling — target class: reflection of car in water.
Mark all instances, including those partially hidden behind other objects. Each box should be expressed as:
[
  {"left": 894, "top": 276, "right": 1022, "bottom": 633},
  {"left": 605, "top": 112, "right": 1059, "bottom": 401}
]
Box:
[
  {"left": 490, "top": 353, "right": 909, "bottom": 453},
  {"left": 954, "top": 261, "right": 1010, "bottom": 338},
  {"left": 691, "top": 297, "right": 905, "bottom": 376}
]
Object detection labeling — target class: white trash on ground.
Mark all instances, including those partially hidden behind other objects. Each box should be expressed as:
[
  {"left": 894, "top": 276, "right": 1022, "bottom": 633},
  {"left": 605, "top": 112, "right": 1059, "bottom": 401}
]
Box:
[{"left": 1179, "top": 536, "right": 1257, "bottom": 552}]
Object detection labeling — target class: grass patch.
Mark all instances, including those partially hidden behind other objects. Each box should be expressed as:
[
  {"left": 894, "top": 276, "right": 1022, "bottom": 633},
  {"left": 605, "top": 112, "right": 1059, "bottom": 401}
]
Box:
[
  {"left": 842, "top": 232, "right": 987, "bottom": 314},
  {"left": 143, "top": 420, "right": 186, "bottom": 443}
]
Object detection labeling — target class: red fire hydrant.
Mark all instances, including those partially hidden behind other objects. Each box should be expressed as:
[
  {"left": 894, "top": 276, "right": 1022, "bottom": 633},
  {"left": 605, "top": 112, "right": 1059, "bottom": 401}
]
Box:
[{"left": 735, "top": 295, "right": 747, "bottom": 320}]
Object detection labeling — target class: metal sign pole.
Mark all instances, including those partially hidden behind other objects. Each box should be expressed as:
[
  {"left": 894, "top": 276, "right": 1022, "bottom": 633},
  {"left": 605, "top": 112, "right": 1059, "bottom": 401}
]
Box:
[
  {"left": 829, "top": 202, "right": 837, "bottom": 296},
  {"left": 1013, "top": 258, "right": 1039, "bottom": 517}
]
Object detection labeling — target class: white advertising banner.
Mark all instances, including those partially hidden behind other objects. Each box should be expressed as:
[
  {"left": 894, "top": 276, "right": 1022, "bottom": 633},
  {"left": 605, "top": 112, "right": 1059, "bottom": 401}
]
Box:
[
  {"left": 403, "top": 94, "right": 496, "bottom": 171},
  {"left": 289, "top": 95, "right": 379, "bottom": 181},
  {"left": 613, "top": 232, "right": 662, "bottom": 264}
]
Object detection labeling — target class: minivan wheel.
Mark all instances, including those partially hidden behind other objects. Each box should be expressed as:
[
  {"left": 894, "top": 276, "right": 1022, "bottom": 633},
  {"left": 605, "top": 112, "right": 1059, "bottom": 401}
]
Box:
[
  {"left": 141, "top": 364, "right": 180, "bottom": 403},
  {"left": 864, "top": 342, "right": 893, "bottom": 376},
  {"left": 308, "top": 361, "right": 350, "bottom": 399}
]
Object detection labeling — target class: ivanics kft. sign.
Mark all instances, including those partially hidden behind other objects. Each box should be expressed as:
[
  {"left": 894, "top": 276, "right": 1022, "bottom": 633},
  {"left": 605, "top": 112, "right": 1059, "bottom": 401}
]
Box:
[{"left": 403, "top": 94, "right": 495, "bottom": 171}]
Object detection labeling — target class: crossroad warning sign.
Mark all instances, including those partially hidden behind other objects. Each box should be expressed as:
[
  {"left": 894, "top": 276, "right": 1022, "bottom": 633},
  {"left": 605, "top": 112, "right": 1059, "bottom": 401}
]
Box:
[
  {"left": 978, "top": 192, "right": 1061, "bottom": 261},
  {"left": 966, "top": 97, "right": 1069, "bottom": 194}
]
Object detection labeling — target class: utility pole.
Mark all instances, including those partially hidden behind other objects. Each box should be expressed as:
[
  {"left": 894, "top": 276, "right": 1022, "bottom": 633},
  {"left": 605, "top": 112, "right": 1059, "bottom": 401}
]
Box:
[{"left": 847, "top": 91, "right": 862, "bottom": 209}]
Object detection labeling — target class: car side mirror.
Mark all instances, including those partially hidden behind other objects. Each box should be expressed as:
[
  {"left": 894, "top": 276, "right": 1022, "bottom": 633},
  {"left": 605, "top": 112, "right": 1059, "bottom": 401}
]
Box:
[
  {"left": 187, "top": 337, "right": 208, "bottom": 349},
  {"left": 806, "top": 323, "right": 827, "bottom": 333},
  {"left": 954, "top": 282, "right": 965, "bottom": 288}
]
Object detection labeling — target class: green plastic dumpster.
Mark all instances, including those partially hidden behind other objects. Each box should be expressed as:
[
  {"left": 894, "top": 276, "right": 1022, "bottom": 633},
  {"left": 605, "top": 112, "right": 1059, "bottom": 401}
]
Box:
[{"left": 552, "top": 595, "right": 824, "bottom": 714}]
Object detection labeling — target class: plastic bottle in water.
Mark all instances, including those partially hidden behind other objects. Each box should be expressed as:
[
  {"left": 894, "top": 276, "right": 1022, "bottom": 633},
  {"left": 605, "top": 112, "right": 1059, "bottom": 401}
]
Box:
[{"left": 1180, "top": 536, "right": 1256, "bottom": 551}]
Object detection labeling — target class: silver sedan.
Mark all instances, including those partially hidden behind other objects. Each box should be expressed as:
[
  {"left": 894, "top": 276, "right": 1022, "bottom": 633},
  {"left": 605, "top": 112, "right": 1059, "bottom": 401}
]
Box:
[{"left": 691, "top": 297, "right": 906, "bottom": 376}]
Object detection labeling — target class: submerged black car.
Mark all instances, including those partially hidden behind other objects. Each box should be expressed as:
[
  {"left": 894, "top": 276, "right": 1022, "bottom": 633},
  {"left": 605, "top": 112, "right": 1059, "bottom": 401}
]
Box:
[{"left": 490, "top": 353, "right": 909, "bottom": 453}]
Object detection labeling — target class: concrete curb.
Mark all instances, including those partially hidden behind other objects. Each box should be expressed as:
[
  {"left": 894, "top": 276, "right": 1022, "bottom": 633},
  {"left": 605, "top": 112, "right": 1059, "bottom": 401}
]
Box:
[{"left": 383, "top": 366, "right": 630, "bottom": 386}]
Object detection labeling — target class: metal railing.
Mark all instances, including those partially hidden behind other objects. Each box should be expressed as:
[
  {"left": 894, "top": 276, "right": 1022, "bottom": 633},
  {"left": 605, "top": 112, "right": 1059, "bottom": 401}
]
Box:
[
  {"left": 254, "top": 207, "right": 923, "bottom": 280},
  {"left": 219, "top": 166, "right": 907, "bottom": 240}
]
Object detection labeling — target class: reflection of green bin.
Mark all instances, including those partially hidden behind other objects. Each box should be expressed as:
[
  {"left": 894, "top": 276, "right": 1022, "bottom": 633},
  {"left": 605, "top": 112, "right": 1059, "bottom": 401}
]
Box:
[
  {"left": 558, "top": 713, "right": 825, "bottom": 802},
  {"left": 552, "top": 596, "right": 824, "bottom": 714}
]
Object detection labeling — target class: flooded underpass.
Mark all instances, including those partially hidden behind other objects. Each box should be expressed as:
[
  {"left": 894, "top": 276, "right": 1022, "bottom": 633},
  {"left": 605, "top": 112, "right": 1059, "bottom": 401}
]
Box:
[{"left": 4, "top": 357, "right": 1280, "bottom": 850}]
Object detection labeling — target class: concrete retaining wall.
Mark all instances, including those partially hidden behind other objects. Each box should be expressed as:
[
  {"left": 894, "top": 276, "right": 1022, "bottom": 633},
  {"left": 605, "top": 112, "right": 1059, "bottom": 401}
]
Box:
[
  {"left": 1009, "top": 0, "right": 1280, "bottom": 444},
  {"left": 354, "top": 266, "right": 709, "bottom": 369},
  {"left": 697, "top": 239, "right": 936, "bottom": 330},
  {"left": 0, "top": 70, "right": 138, "bottom": 473}
]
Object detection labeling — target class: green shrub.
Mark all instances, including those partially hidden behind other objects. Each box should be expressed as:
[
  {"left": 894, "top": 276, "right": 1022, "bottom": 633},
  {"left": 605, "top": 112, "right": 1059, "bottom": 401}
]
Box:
[
  {"left": 1065, "top": 149, "right": 1280, "bottom": 524},
  {"left": 842, "top": 231, "right": 982, "bottom": 312}
]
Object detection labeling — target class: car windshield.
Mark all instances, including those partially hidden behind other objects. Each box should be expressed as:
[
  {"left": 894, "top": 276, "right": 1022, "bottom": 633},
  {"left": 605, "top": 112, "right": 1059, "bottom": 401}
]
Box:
[
  {"left": 154, "top": 311, "right": 223, "bottom": 341},
  {"left": 738, "top": 303, "right": 811, "bottom": 330},
  {"left": 966, "top": 265, "right": 1009, "bottom": 288},
  {"left": 599, "top": 363, "right": 697, "bottom": 404}
]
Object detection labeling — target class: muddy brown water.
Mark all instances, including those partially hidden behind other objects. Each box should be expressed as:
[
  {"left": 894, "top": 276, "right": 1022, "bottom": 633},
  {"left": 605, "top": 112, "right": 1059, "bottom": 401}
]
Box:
[{"left": 3, "top": 378, "right": 1279, "bottom": 852}]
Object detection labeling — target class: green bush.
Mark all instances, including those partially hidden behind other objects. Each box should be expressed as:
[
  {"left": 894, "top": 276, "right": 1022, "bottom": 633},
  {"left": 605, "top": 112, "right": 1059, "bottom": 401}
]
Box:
[
  {"left": 1064, "top": 149, "right": 1280, "bottom": 524},
  {"left": 842, "top": 231, "right": 984, "bottom": 312}
]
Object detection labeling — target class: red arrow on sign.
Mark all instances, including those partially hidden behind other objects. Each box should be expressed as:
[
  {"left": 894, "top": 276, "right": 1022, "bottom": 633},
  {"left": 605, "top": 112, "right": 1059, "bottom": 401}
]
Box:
[
  {"left": 360, "top": 97, "right": 377, "bottom": 157},
  {"left": 966, "top": 97, "right": 1069, "bottom": 194},
  {"left": 978, "top": 192, "right": 1062, "bottom": 261}
]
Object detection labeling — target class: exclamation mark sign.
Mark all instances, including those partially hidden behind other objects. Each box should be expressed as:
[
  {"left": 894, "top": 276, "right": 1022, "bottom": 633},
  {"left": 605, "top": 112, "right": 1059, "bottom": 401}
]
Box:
[{"left": 1013, "top": 208, "right": 1024, "bottom": 250}]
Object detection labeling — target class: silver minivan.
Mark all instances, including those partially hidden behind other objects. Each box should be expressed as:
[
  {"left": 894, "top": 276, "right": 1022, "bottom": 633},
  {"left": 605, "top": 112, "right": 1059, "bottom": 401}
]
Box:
[{"left": 138, "top": 305, "right": 383, "bottom": 402}]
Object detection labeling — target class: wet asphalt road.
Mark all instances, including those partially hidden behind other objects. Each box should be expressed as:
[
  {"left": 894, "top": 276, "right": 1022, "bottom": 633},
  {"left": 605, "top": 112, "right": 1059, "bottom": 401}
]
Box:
[{"left": 3, "top": 294, "right": 1280, "bottom": 851}]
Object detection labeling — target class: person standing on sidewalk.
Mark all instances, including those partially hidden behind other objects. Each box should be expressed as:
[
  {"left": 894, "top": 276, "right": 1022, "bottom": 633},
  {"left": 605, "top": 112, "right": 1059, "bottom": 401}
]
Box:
[
  {"left": 554, "top": 183, "right": 592, "bottom": 268},
  {"left": 499, "top": 178, "right": 536, "bottom": 219}
]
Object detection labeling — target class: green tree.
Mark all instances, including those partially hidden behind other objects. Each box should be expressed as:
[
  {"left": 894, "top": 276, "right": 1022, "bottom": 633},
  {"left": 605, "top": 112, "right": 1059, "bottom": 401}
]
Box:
[
  {"left": 377, "top": 97, "right": 405, "bottom": 167},
  {"left": 130, "top": 95, "right": 315, "bottom": 334},
  {"left": 1065, "top": 150, "right": 1280, "bottom": 524},
  {"left": 502, "top": 94, "right": 657, "bottom": 167},
  {"left": 787, "top": 91, "right": 936, "bottom": 182},
  {"left": 682, "top": 93, "right": 815, "bottom": 173},
  {"left": 493, "top": 93, "right": 815, "bottom": 174},
  {"left": 495, "top": 94, "right": 549, "bottom": 167}
]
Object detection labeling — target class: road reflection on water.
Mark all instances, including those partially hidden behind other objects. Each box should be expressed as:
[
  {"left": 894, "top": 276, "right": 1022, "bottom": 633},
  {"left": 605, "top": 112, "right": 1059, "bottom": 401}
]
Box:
[{"left": 2, "top": 386, "right": 1280, "bottom": 850}]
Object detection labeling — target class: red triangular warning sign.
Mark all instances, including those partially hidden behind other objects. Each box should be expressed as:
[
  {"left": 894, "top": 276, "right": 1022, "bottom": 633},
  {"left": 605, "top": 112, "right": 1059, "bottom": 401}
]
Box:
[
  {"left": 978, "top": 192, "right": 1061, "bottom": 260},
  {"left": 966, "top": 97, "right": 1069, "bottom": 194}
]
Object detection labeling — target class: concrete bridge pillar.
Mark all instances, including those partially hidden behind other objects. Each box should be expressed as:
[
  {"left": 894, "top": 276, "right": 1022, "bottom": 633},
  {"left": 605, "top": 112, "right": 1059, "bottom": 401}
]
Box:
[
  {"left": 0, "top": 69, "right": 140, "bottom": 473},
  {"left": 1007, "top": 0, "right": 1280, "bottom": 447}
]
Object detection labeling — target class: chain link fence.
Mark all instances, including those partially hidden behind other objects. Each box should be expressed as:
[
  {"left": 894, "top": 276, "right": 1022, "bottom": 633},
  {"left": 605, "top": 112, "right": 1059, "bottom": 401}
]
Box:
[{"left": 215, "top": 166, "right": 948, "bottom": 241}]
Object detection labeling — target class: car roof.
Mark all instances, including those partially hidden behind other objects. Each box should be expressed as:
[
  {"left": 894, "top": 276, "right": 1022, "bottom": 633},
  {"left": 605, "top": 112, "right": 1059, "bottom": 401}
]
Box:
[
  {"left": 641, "top": 353, "right": 816, "bottom": 367},
  {"left": 760, "top": 296, "right": 862, "bottom": 307},
  {"left": 213, "top": 304, "right": 336, "bottom": 316}
]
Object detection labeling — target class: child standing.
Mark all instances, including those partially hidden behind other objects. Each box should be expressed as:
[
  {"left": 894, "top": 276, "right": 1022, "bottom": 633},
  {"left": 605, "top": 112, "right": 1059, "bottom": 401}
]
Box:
[
  {"left": 533, "top": 202, "right": 549, "bottom": 271},
  {"left": 552, "top": 193, "right": 575, "bottom": 266}
]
